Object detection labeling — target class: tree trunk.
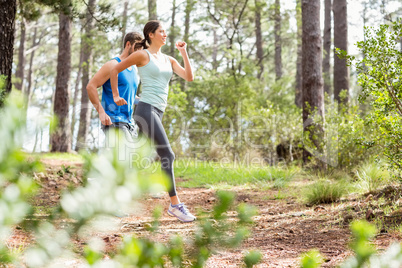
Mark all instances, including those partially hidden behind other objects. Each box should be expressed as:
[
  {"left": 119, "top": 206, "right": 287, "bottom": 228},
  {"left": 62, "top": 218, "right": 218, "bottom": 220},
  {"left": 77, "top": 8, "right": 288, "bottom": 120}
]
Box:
[
  {"left": 323, "top": 0, "right": 332, "bottom": 97},
  {"left": 212, "top": 29, "right": 219, "bottom": 71},
  {"left": 0, "top": 0, "right": 17, "bottom": 99},
  {"left": 255, "top": 0, "right": 264, "bottom": 80},
  {"left": 295, "top": 0, "right": 303, "bottom": 107},
  {"left": 32, "top": 125, "right": 39, "bottom": 153},
  {"left": 169, "top": 0, "right": 177, "bottom": 57},
  {"left": 380, "top": 0, "right": 391, "bottom": 22},
  {"left": 274, "top": 0, "right": 282, "bottom": 80},
  {"left": 76, "top": 0, "right": 96, "bottom": 151},
  {"left": 302, "top": 0, "right": 325, "bottom": 165},
  {"left": 180, "top": 0, "right": 193, "bottom": 90},
  {"left": 183, "top": 0, "right": 192, "bottom": 49},
  {"left": 15, "top": 18, "right": 26, "bottom": 92},
  {"left": 51, "top": 11, "right": 72, "bottom": 152},
  {"left": 361, "top": 1, "right": 369, "bottom": 72},
  {"left": 333, "top": 0, "right": 349, "bottom": 105},
  {"left": 148, "top": 0, "right": 157, "bottom": 20},
  {"left": 121, "top": 0, "right": 129, "bottom": 46},
  {"left": 26, "top": 26, "right": 38, "bottom": 106},
  {"left": 71, "top": 42, "right": 84, "bottom": 147}
]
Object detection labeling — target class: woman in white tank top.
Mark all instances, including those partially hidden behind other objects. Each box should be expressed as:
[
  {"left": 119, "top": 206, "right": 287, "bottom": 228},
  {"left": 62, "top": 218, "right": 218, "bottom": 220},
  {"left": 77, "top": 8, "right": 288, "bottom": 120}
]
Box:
[{"left": 110, "top": 20, "right": 196, "bottom": 222}]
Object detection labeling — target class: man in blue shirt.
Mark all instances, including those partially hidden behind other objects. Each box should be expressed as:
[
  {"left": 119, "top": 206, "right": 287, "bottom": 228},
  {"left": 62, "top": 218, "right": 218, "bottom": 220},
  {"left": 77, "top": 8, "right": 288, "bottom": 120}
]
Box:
[{"left": 87, "top": 32, "right": 142, "bottom": 139}]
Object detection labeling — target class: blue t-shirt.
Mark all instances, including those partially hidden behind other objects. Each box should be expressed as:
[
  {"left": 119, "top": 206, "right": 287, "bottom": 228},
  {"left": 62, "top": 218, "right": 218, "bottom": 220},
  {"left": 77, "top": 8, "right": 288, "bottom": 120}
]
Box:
[{"left": 101, "top": 57, "right": 139, "bottom": 124}]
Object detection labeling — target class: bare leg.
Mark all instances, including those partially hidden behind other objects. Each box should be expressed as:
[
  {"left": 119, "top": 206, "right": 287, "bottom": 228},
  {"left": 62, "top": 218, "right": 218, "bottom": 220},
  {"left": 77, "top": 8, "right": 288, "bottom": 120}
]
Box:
[{"left": 170, "top": 195, "right": 180, "bottom": 205}]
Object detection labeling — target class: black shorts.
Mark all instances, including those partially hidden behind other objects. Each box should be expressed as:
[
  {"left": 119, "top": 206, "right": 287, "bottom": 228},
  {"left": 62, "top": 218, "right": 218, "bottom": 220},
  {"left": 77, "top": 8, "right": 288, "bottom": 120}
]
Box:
[{"left": 101, "top": 122, "right": 137, "bottom": 142}]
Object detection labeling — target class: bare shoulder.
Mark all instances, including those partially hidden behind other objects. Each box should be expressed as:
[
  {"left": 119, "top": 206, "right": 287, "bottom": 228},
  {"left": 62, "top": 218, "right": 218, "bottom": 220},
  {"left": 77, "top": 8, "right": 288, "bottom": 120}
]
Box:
[
  {"left": 168, "top": 56, "right": 179, "bottom": 65},
  {"left": 106, "top": 58, "right": 119, "bottom": 67},
  {"left": 131, "top": 50, "right": 149, "bottom": 67},
  {"left": 135, "top": 50, "right": 149, "bottom": 60},
  {"left": 99, "top": 58, "right": 118, "bottom": 72}
]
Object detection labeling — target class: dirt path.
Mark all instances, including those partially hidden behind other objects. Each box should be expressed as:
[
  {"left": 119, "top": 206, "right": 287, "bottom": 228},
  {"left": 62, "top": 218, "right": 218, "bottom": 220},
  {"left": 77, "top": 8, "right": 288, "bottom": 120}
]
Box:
[
  {"left": 9, "top": 159, "right": 402, "bottom": 267},
  {"left": 102, "top": 185, "right": 402, "bottom": 267}
]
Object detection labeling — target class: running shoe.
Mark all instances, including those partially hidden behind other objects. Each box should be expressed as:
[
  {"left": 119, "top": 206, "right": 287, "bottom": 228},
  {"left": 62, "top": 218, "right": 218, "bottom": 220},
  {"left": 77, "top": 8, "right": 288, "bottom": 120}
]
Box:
[{"left": 167, "top": 203, "right": 196, "bottom": 222}]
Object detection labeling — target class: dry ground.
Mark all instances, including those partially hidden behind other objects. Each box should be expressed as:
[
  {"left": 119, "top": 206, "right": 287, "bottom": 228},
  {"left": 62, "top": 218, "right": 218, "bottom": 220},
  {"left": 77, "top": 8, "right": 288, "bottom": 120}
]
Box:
[{"left": 7, "top": 158, "right": 402, "bottom": 267}]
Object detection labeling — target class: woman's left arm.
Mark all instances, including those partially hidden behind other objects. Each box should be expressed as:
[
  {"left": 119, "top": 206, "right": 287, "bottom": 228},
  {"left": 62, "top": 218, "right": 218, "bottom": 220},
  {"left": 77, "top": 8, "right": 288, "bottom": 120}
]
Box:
[{"left": 170, "top": 41, "right": 194, "bottom": 82}]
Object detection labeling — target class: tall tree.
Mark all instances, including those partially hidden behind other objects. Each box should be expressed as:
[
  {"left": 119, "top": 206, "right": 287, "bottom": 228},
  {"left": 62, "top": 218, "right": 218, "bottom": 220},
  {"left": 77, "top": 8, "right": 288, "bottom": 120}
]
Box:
[
  {"left": 0, "top": 0, "right": 17, "bottom": 100},
  {"left": 26, "top": 25, "right": 43, "bottom": 107},
  {"left": 183, "top": 0, "right": 193, "bottom": 49},
  {"left": 180, "top": 0, "right": 194, "bottom": 89},
  {"left": 255, "top": 0, "right": 264, "bottom": 79},
  {"left": 295, "top": 0, "right": 303, "bottom": 107},
  {"left": 207, "top": 0, "right": 249, "bottom": 74},
  {"left": 15, "top": 0, "right": 40, "bottom": 93},
  {"left": 26, "top": 26, "right": 38, "bottom": 104},
  {"left": 212, "top": 28, "right": 219, "bottom": 71},
  {"left": 71, "top": 36, "right": 84, "bottom": 147},
  {"left": 148, "top": 0, "right": 157, "bottom": 20},
  {"left": 121, "top": 0, "right": 128, "bottom": 45},
  {"left": 333, "top": 0, "right": 349, "bottom": 104},
  {"left": 76, "top": 0, "right": 96, "bottom": 151},
  {"left": 274, "top": 0, "right": 282, "bottom": 80},
  {"left": 169, "top": 0, "right": 177, "bottom": 56},
  {"left": 322, "top": 0, "right": 332, "bottom": 96},
  {"left": 51, "top": 9, "right": 72, "bottom": 152},
  {"left": 301, "top": 0, "right": 325, "bottom": 165},
  {"left": 15, "top": 17, "right": 26, "bottom": 92}
]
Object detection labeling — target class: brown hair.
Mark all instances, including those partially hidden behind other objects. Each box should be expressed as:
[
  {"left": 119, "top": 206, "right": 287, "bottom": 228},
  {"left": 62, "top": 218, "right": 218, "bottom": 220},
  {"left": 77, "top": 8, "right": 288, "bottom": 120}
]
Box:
[
  {"left": 134, "top": 20, "right": 162, "bottom": 51},
  {"left": 123, "top": 32, "right": 143, "bottom": 49}
]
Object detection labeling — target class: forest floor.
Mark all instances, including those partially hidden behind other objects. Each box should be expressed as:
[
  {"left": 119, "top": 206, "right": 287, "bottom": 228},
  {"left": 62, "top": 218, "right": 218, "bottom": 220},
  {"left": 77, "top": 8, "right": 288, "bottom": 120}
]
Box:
[{"left": 8, "top": 157, "right": 402, "bottom": 267}]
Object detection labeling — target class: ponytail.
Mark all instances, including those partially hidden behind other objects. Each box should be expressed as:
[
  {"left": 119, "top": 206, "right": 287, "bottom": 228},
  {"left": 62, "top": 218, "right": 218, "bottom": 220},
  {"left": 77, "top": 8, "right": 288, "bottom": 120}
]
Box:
[
  {"left": 135, "top": 20, "right": 161, "bottom": 51},
  {"left": 134, "top": 38, "right": 150, "bottom": 50}
]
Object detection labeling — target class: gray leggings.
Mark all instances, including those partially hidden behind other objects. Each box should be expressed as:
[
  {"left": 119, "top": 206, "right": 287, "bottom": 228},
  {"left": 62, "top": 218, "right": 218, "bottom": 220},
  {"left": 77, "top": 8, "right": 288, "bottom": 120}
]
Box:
[{"left": 134, "top": 101, "right": 177, "bottom": 197}]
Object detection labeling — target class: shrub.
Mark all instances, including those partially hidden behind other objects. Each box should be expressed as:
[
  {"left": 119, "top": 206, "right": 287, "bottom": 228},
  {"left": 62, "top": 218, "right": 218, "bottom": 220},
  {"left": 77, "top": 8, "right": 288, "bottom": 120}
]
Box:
[
  {"left": 300, "top": 249, "right": 324, "bottom": 268},
  {"left": 301, "top": 220, "right": 402, "bottom": 267},
  {"left": 355, "top": 160, "right": 391, "bottom": 193},
  {"left": 324, "top": 102, "right": 379, "bottom": 171},
  {"left": 304, "top": 179, "right": 349, "bottom": 205},
  {"left": 342, "top": 20, "right": 402, "bottom": 175}
]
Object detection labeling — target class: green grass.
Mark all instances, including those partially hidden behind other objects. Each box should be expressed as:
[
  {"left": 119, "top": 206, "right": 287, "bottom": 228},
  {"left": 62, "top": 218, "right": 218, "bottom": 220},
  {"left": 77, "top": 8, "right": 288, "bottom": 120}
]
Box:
[
  {"left": 354, "top": 160, "right": 391, "bottom": 193},
  {"left": 304, "top": 179, "right": 349, "bottom": 205},
  {"left": 30, "top": 152, "right": 84, "bottom": 162},
  {"left": 173, "top": 159, "right": 299, "bottom": 188}
]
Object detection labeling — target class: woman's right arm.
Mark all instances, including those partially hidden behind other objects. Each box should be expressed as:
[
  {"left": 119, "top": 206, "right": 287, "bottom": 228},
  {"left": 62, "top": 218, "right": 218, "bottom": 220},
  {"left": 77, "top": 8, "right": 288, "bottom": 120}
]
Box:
[{"left": 111, "top": 50, "right": 147, "bottom": 106}]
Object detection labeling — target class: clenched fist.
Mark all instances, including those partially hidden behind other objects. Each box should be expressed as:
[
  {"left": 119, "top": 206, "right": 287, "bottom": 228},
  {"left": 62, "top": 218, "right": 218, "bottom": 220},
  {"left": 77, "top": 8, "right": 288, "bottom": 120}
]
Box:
[
  {"left": 176, "top": 41, "right": 187, "bottom": 52},
  {"left": 113, "top": 96, "right": 128, "bottom": 106},
  {"left": 99, "top": 111, "right": 112, "bottom": 125}
]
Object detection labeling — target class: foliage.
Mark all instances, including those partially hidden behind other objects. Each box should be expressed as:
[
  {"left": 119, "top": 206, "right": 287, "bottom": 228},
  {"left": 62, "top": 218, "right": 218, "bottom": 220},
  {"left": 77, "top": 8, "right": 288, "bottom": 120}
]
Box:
[
  {"left": 185, "top": 70, "right": 256, "bottom": 159},
  {"left": 354, "top": 160, "right": 391, "bottom": 193},
  {"left": 323, "top": 100, "right": 379, "bottom": 170},
  {"left": 247, "top": 100, "right": 302, "bottom": 164},
  {"left": 0, "top": 93, "right": 261, "bottom": 267},
  {"left": 16, "top": 0, "right": 301, "bottom": 158},
  {"left": 244, "top": 250, "right": 263, "bottom": 268},
  {"left": 0, "top": 76, "right": 6, "bottom": 107},
  {"left": 304, "top": 178, "right": 349, "bottom": 205},
  {"left": 341, "top": 19, "right": 402, "bottom": 174},
  {"left": 0, "top": 92, "right": 41, "bottom": 263},
  {"left": 300, "top": 249, "right": 324, "bottom": 268},
  {"left": 301, "top": 220, "right": 402, "bottom": 267},
  {"left": 165, "top": 82, "right": 189, "bottom": 156},
  {"left": 18, "top": 0, "right": 42, "bottom": 21}
]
